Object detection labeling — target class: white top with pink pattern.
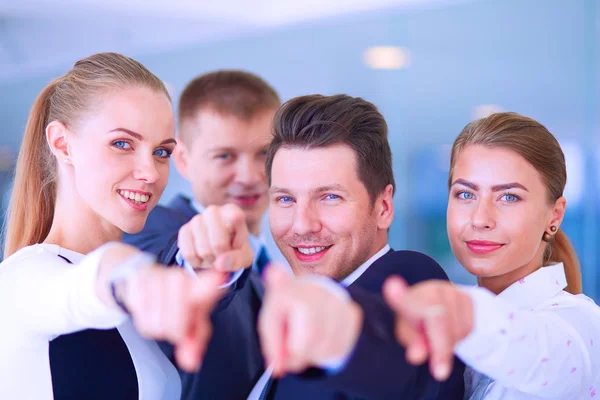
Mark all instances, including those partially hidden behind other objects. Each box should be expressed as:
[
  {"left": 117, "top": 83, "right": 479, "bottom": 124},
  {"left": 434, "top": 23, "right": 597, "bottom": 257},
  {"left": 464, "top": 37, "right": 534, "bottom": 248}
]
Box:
[{"left": 457, "top": 263, "right": 600, "bottom": 400}]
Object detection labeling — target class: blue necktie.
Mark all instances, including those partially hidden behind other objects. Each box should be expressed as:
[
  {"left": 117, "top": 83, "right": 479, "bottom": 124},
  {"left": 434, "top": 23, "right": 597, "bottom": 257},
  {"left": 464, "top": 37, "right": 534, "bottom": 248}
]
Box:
[{"left": 255, "top": 246, "right": 271, "bottom": 275}]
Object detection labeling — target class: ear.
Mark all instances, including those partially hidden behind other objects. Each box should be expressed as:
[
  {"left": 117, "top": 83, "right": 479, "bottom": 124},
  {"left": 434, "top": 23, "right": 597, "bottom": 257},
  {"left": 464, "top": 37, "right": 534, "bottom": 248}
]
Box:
[
  {"left": 172, "top": 141, "right": 190, "bottom": 180},
  {"left": 46, "top": 121, "right": 71, "bottom": 163},
  {"left": 547, "top": 196, "right": 566, "bottom": 232},
  {"left": 375, "top": 184, "right": 395, "bottom": 230}
]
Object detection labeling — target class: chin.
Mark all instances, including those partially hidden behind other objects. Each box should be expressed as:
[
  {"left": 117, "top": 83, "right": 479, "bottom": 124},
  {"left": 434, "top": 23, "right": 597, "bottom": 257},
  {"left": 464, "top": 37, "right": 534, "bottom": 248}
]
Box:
[
  {"left": 461, "top": 259, "right": 499, "bottom": 278},
  {"left": 119, "top": 220, "right": 147, "bottom": 235}
]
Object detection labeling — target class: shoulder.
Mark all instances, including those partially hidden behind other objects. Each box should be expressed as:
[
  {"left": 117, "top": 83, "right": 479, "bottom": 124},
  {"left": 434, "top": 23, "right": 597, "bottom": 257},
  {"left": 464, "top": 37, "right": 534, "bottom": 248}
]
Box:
[
  {"left": 0, "top": 244, "right": 70, "bottom": 280},
  {"left": 2, "top": 244, "right": 61, "bottom": 266},
  {"left": 146, "top": 205, "right": 190, "bottom": 228},
  {"left": 375, "top": 250, "right": 449, "bottom": 285},
  {"left": 123, "top": 205, "right": 190, "bottom": 250}
]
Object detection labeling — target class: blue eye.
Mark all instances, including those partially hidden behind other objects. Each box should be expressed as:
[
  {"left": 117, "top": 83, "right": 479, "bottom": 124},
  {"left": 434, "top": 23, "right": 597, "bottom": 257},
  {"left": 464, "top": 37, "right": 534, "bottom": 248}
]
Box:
[
  {"left": 277, "top": 196, "right": 294, "bottom": 204},
  {"left": 216, "top": 154, "right": 232, "bottom": 160},
  {"left": 324, "top": 194, "right": 340, "bottom": 200},
  {"left": 501, "top": 193, "right": 520, "bottom": 203},
  {"left": 153, "top": 148, "right": 172, "bottom": 158},
  {"left": 113, "top": 140, "right": 131, "bottom": 150},
  {"left": 457, "top": 191, "right": 474, "bottom": 200}
]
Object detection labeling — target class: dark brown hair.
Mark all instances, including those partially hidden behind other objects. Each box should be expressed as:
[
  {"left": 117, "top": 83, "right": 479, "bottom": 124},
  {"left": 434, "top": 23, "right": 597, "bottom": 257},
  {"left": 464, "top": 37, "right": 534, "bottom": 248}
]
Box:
[
  {"left": 266, "top": 94, "right": 395, "bottom": 204},
  {"left": 450, "top": 112, "right": 582, "bottom": 294},
  {"left": 178, "top": 70, "right": 280, "bottom": 143}
]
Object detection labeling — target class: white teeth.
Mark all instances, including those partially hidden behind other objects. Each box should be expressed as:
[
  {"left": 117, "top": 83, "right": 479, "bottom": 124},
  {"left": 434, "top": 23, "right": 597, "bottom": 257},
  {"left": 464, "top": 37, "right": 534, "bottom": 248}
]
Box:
[
  {"left": 118, "top": 190, "right": 150, "bottom": 204},
  {"left": 297, "top": 246, "right": 327, "bottom": 255}
]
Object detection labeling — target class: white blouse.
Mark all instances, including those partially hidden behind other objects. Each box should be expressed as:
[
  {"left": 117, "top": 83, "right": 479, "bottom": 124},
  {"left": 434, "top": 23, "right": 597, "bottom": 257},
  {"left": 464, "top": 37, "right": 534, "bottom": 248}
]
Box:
[
  {"left": 457, "top": 263, "right": 600, "bottom": 400},
  {"left": 0, "top": 243, "right": 181, "bottom": 400}
]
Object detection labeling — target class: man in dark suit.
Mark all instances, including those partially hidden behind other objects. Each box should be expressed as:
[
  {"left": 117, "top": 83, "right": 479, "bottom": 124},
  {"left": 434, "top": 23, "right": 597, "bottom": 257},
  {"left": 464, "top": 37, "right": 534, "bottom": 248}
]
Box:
[
  {"left": 123, "top": 70, "right": 281, "bottom": 399},
  {"left": 168, "top": 94, "right": 465, "bottom": 399}
]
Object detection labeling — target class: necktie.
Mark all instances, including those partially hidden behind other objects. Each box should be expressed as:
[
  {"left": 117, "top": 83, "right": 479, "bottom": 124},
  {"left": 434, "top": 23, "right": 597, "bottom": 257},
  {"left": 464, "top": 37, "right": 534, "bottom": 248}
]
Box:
[{"left": 255, "top": 245, "right": 271, "bottom": 275}]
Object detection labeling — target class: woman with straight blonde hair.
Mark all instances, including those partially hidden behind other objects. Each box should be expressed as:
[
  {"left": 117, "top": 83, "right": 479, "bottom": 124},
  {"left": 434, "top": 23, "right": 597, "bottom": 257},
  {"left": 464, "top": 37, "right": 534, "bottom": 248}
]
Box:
[
  {"left": 0, "top": 52, "right": 238, "bottom": 400},
  {"left": 384, "top": 112, "right": 600, "bottom": 399}
]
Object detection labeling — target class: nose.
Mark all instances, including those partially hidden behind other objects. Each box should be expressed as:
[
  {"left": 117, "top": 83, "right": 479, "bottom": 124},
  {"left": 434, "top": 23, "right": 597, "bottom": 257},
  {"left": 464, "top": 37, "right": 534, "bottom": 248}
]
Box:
[
  {"left": 292, "top": 201, "right": 322, "bottom": 236},
  {"left": 132, "top": 153, "right": 161, "bottom": 184},
  {"left": 471, "top": 198, "right": 496, "bottom": 230},
  {"left": 234, "top": 156, "right": 264, "bottom": 187}
]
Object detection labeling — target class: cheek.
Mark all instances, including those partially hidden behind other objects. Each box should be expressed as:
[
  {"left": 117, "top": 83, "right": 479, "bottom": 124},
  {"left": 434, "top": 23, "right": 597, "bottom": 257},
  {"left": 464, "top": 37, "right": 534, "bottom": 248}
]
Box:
[
  {"left": 269, "top": 207, "right": 293, "bottom": 239},
  {"left": 155, "top": 162, "right": 170, "bottom": 194},
  {"left": 321, "top": 205, "right": 364, "bottom": 238},
  {"left": 503, "top": 211, "right": 545, "bottom": 259},
  {"left": 209, "top": 163, "right": 235, "bottom": 188},
  {"left": 446, "top": 204, "right": 468, "bottom": 241}
]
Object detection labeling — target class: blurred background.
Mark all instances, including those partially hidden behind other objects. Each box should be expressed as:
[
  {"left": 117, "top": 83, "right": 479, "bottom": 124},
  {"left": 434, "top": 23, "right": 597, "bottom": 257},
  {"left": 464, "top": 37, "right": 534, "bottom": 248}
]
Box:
[{"left": 0, "top": 0, "right": 598, "bottom": 297}]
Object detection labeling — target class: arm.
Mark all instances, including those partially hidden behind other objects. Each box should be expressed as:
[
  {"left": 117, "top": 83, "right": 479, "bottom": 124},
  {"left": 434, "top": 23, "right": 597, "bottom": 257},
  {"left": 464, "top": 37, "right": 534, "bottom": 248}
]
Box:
[
  {"left": 257, "top": 269, "right": 464, "bottom": 399},
  {"left": 455, "top": 287, "right": 599, "bottom": 398},
  {"left": 385, "top": 278, "right": 600, "bottom": 399},
  {"left": 1, "top": 244, "right": 127, "bottom": 337},
  {"left": 300, "top": 286, "right": 463, "bottom": 399},
  {"left": 2, "top": 242, "right": 227, "bottom": 372}
]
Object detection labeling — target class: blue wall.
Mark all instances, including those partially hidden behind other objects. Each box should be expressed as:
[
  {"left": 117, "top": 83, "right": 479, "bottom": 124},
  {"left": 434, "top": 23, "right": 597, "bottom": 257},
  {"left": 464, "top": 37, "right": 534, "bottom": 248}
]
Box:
[{"left": 1, "top": 0, "right": 597, "bottom": 295}]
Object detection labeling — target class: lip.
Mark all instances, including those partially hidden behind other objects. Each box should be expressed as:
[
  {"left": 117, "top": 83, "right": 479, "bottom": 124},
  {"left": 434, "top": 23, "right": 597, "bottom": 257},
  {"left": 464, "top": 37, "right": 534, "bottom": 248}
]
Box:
[
  {"left": 465, "top": 240, "right": 505, "bottom": 255},
  {"left": 117, "top": 189, "right": 152, "bottom": 212},
  {"left": 229, "top": 193, "right": 263, "bottom": 207},
  {"left": 293, "top": 245, "right": 332, "bottom": 263}
]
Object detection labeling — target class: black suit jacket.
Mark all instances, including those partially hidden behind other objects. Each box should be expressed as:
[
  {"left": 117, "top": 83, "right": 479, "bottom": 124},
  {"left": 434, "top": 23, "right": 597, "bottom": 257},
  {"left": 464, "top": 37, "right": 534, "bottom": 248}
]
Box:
[
  {"left": 124, "top": 194, "right": 266, "bottom": 400},
  {"left": 267, "top": 250, "right": 465, "bottom": 400},
  {"left": 159, "top": 237, "right": 465, "bottom": 399}
]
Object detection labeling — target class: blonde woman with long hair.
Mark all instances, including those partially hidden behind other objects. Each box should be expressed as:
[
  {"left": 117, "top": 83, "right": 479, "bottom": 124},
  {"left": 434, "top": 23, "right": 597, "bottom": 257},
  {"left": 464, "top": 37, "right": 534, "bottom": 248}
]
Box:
[{"left": 0, "top": 53, "right": 249, "bottom": 400}]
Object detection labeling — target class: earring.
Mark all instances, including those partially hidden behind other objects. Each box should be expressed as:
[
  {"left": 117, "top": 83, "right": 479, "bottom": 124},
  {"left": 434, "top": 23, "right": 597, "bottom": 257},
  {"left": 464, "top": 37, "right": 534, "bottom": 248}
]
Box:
[
  {"left": 542, "top": 226, "right": 557, "bottom": 242},
  {"left": 63, "top": 158, "right": 68, "bottom": 163}
]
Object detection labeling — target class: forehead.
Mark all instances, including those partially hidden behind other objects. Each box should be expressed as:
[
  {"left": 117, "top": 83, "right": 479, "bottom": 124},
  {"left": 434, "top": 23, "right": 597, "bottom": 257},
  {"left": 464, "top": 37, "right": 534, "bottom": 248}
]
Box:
[
  {"left": 82, "top": 86, "right": 174, "bottom": 139},
  {"left": 271, "top": 145, "right": 362, "bottom": 191},
  {"left": 452, "top": 145, "right": 543, "bottom": 188},
  {"left": 187, "top": 109, "right": 274, "bottom": 149}
]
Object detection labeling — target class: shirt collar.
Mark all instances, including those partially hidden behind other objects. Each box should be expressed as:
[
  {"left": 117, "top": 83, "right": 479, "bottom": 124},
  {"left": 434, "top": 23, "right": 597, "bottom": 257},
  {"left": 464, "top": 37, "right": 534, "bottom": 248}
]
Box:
[
  {"left": 341, "top": 244, "right": 390, "bottom": 287},
  {"left": 190, "top": 199, "right": 206, "bottom": 215},
  {"left": 497, "top": 263, "right": 567, "bottom": 309}
]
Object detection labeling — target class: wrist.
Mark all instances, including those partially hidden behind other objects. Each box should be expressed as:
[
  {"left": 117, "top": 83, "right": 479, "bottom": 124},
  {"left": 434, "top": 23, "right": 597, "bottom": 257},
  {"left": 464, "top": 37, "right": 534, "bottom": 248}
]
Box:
[{"left": 109, "top": 252, "right": 155, "bottom": 314}]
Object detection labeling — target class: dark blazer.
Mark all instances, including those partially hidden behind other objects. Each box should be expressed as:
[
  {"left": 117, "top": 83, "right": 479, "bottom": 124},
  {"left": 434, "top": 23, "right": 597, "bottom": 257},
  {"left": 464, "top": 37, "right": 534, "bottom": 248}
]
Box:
[
  {"left": 266, "top": 250, "right": 465, "bottom": 400},
  {"left": 123, "top": 194, "right": 197, "bottom": 256},
  {"left": 159, "top": 241, "right": 465, "bottom": 399},
  {"left": 125, "top": 194, "right": 266, "bottom": 400}
]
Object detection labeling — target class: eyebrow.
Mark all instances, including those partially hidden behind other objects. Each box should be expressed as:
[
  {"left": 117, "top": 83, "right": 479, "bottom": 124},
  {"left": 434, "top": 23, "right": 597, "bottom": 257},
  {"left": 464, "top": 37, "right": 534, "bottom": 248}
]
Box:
[
  {"left": 269, "top": 184, "right": 350, "bottom": 196},
  {"left": 451, "top": 179, "right": 529, "bottom": 192},
  {"left": 207, "top": 147, "right": 236, "bottom": 154},
  {"left": 109, "top": 128, "right": 177, "bottom": 146}
]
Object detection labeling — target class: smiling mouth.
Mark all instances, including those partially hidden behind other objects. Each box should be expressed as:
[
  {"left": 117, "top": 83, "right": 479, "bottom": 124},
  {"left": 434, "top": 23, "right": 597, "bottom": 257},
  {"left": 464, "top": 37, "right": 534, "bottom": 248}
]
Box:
[
  {"left": 117, "top": 189, "right": 151, "bottom": 204},
  {"left": 295, "top": 245, "right": 332, "bottom": 255}
]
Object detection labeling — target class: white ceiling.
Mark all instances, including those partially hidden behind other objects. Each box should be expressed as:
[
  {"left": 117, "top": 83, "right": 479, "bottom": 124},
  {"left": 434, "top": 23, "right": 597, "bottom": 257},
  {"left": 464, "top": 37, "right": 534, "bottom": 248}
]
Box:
[{"left": 0, "top": 0, "right": 470, "bottom": 83}]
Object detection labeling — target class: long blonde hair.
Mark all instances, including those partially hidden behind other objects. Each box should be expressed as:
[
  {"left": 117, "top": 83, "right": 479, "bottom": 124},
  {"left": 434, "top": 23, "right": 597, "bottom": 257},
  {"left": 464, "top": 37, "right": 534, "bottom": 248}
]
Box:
[
  {"left": 449, "top": 112, "right": 582, "bottom": 294},
  {"left": 3, "top": 53, "right": 170, "bottom": 259}
]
